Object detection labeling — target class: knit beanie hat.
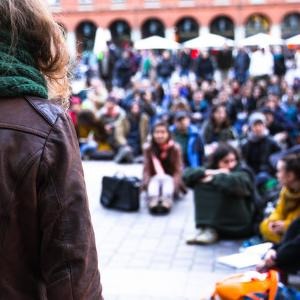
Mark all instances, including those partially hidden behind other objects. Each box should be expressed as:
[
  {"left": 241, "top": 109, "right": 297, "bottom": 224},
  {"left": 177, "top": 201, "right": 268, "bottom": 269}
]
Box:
[{"left": 249, "top": 112, "right": 266, "bottom": 127}]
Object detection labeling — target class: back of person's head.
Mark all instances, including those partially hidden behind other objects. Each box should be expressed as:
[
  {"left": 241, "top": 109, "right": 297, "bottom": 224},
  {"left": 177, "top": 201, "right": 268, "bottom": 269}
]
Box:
[
  {"left": 78, "top": 110, "right": 96, "bottom": 126},
  {"left": 0, "top": 0, "right": 70, "bottom": 103}
]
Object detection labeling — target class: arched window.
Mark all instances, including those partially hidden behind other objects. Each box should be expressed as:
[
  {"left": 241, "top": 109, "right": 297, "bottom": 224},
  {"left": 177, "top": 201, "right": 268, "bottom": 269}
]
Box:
[
  {"left": 245, "top": 14, "right": 270, "bottom": 37},
  {"left": 175, "top": 17, "right": 199, "bottom": 43},
  {"left": 210, "top": 16, "right": 234, "bottom": 40},
  {"left": 141, "top": 18, "right": 165, "bottom": 38},
  {"left": 282, "top": 13, "right": 300, "bottom": 39},
  {"left": 109, "top": 19, "right": 131, "bottom": 47},
  {"left": 75, "top": 21, "right": 97, "bottom": 53}
]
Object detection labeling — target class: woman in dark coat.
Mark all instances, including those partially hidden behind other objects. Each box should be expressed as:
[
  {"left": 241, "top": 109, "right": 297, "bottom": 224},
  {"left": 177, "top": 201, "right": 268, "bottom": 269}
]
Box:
[{"left": 184, "top": 143, "right": 255, "bottom": 244}]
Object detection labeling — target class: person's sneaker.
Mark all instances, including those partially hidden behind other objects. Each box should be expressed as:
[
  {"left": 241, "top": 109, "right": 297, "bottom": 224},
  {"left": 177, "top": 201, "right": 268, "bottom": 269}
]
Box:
[
  {"left": 186, "top": 227, "right": 205, "bottom": 245},
  {"left": 186, "top": 227, "right": 218, "bottom": 245},
  {"left": 148, "top": 197, "right": 172, "bottom": 215},
  {"left": 199, "top": 228, "right": 218, "bottom": 244}
]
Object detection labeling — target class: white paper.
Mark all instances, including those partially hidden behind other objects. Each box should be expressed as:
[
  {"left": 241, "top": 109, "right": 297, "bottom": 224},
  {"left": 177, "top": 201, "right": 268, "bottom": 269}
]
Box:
[{"left": 216, "top": 243, "right": 273, "bottom": 269}]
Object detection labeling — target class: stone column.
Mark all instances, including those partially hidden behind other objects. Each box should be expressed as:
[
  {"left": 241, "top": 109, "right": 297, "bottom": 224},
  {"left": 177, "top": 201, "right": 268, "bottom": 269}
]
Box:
[
  {"left": 166, "top": 27, "right": 176, "bottom": 40},
  {"left": 270, "top": 24, "right": 281, "bottom": 39},
  {"left": 131, "top": 28, "right": 141, "bottom": 42},
  {"left": 235, "top": 26, "right": 245, "bottom": 44},
  {"left": 200, "top": 26, "right": 209, "bottom": 35}
]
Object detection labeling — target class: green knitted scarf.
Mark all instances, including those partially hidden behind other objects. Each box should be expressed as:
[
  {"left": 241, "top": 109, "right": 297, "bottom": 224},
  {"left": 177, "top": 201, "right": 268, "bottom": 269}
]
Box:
[{"left": 0, "top": 42, "right": 48, "bottom": 99}]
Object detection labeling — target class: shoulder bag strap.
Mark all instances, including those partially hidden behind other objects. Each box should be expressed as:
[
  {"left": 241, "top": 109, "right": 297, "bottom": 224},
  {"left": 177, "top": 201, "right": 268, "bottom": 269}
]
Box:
[{"left": 151, "top": 154, "right": 165, "bottom": 176}]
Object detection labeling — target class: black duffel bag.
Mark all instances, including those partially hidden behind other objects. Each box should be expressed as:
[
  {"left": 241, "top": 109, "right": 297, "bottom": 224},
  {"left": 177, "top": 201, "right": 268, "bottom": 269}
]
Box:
[{"left": 100, "top": 175, "right": 140, "bottom": 211}]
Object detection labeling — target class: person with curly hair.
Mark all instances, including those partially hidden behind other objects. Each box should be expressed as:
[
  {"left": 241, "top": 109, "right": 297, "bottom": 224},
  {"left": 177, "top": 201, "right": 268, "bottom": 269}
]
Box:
[{"left": 0, "top": 1, "right": 102, "bottom": 298}]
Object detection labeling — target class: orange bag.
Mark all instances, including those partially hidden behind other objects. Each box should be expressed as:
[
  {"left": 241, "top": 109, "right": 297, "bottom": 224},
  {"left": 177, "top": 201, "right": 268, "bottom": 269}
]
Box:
[{"left": 211, "top": 270, "right": 279, "bottom": 300}]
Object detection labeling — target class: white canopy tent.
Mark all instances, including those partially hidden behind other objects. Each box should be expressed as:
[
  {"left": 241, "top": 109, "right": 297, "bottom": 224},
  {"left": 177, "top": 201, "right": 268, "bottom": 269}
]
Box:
[
  {"left": 183, "top": 33, "right": 234, "bottom": 49},
  {"left": 286, "top": 34, "right": 300, "bottom": 46},
  {"left": 238, "top": 33, "right": 284, "bottom": 47},
  {"left": 133, "top": 35, "right": 180, "bottom": 50}
]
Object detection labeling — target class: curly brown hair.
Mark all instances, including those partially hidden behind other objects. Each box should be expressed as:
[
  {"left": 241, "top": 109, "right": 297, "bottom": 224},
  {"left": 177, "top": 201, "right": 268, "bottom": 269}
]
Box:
[{"left": 0, "top": 0, "right": 70, "bottom": 106}]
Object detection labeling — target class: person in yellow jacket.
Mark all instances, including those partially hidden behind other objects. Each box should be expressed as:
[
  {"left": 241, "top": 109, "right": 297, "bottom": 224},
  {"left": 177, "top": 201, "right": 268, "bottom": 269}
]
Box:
[{"left": 260, "top": 153, "right": 300, "bottom": 243}]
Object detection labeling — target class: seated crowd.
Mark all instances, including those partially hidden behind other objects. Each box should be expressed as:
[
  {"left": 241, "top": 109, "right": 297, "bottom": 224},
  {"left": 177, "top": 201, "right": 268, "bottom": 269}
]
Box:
[{"left": 69, "top": 47, "right": 300, "bottom": 276}]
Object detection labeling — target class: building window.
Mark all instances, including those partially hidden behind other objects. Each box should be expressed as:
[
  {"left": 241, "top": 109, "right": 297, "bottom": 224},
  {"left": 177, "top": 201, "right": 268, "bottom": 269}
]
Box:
[
  {"left": 48, "top": 0, "right": 60, "bottom": 5},
  {"left": 144, "top": 0, "right": 160, "bottom": 8},
  {"left": 250, "top": 0, "right": 264, "bottom": 4},
  {"left": 75, "top": 21, "right": 97, "bottom": 53},
  {"left": 245, "top": 14, "right": 270, "bottom": 37},
  {"left": 179, "top": 0, "right": 195, "bottom": 7},
  {"left": 214, "top": 0, "right": 230, "bottom": 5},
  {"left": 109, "top": 20, "right": 131, "bottom": 47},
  {"left": 111, "top": 0, "right": 126, "bottom": 9},
  {"left": 210, "top": 16, "right": 234, "bottom": 39},
  {"left": 142, "top": 18, "right": 165, "bottom": 38},
  {"left": 79, "top": 0, "right": 93, "bottom": 4},
  {"left": 175, "top": 17, "right": 199, "bottom": 43},
  {"left": 281, "top": 13, "right": 300, "bottom": 39}
]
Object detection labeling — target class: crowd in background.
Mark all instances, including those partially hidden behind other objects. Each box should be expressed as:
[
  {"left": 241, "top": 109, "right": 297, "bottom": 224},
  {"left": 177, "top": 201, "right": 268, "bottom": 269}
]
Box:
[
  {"left": 70, "top": 44, "right": 299, "bottom": 160},
  {"left": 68, "top": 43, "right": 300, "bottom": 250}
]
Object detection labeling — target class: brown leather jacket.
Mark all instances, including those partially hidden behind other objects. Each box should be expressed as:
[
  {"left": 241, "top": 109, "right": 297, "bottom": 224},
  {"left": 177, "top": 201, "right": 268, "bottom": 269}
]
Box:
[{"left": 0, "top": 96, "right": 102, "bottom": 299}]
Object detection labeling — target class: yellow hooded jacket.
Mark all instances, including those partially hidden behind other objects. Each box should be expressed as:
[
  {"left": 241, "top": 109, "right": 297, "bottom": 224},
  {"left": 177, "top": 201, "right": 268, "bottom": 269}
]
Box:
[{"left": 260, "top": 187, "right": 300, "bottom": 243}]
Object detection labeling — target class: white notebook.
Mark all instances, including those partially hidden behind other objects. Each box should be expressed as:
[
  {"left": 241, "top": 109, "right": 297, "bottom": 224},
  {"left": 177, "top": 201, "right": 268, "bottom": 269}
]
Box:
[{"left": 216, "top": 242, "right": 273, "bottom": 269}]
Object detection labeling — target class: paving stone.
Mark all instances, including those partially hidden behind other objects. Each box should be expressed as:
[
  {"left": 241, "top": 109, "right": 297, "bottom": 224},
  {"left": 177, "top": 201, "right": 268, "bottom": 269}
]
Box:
[{"left": 83, "top": 161, "right": 244, "bottom": 299}]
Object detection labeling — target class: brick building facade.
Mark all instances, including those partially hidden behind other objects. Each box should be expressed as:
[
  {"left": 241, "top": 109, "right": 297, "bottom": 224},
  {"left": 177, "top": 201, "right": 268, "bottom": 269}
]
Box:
[{"left": 49, "top": 0, "right": 300, "bottom": 55}]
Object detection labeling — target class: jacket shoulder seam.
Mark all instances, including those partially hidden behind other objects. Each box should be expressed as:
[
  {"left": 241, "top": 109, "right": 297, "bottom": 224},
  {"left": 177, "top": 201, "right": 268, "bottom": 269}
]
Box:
[
  {"left": 24, "top": 96, "right": 61, "bottom": 126},
  {"left": 0, "top": 122, "right": 48, "bottom": 138}
]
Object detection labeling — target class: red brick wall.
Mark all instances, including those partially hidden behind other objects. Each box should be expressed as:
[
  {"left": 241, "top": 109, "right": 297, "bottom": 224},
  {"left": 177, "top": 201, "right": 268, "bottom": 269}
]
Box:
[{"left": 52, "top": 0, "right": 300, "bottom": 32}]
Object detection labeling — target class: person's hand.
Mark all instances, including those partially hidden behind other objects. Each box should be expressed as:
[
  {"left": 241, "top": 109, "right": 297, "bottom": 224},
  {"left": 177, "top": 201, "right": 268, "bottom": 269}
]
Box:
[
  {"left": 264, "top": 249, "right": 277, "bottom": 265},
  {"left": 274, "top": 132, "right": 288, "bottom": 143},
  {"left": 205, "top": 169, "right": 229, "bottom": 176},
  {"left": 204, "top": 169, "right": 216, "bottom": 176},
  {"left": 269, "top": 220, "right": 285, "bottom": 235},
  {"left": 105, "top": 124, "right": 113, "bottom": 133},
  {"left": 217, "top": 168, "right": 230, "bottom": 174},
  {"left": 256, "top": 249, "right": 277, "bottom": 273},
  {"left": 201, "top": 168, "right": 230, "bottom": 183},
  {"left": 201, "top": 175, "right": 214, "bottom": 183}
]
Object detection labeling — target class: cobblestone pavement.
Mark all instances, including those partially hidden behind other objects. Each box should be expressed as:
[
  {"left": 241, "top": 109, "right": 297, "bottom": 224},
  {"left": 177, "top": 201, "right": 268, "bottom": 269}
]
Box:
[{"left": 83, "top": 161, "right": 244, "bottom": 300}]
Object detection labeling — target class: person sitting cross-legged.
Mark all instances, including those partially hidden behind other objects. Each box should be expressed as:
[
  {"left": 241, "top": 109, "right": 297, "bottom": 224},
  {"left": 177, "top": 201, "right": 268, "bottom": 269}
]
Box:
[{"left": 170, "top": 111, "right": 205, "bottom": 168}]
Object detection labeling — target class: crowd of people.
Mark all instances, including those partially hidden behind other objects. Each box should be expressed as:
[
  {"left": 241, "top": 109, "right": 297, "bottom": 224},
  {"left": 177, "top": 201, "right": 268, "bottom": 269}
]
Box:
[
  {"left": 69, "top": 43, "right": 300, "bottom": 271},
  {"left": 7, "top": 0, "right": 297, "bottom": 297}
]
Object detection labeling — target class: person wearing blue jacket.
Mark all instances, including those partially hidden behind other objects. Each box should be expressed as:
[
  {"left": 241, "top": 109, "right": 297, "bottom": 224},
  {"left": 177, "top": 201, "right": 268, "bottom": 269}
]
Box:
[{"left": 170, "top": 111, "right": 205, "bottom": 168}]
